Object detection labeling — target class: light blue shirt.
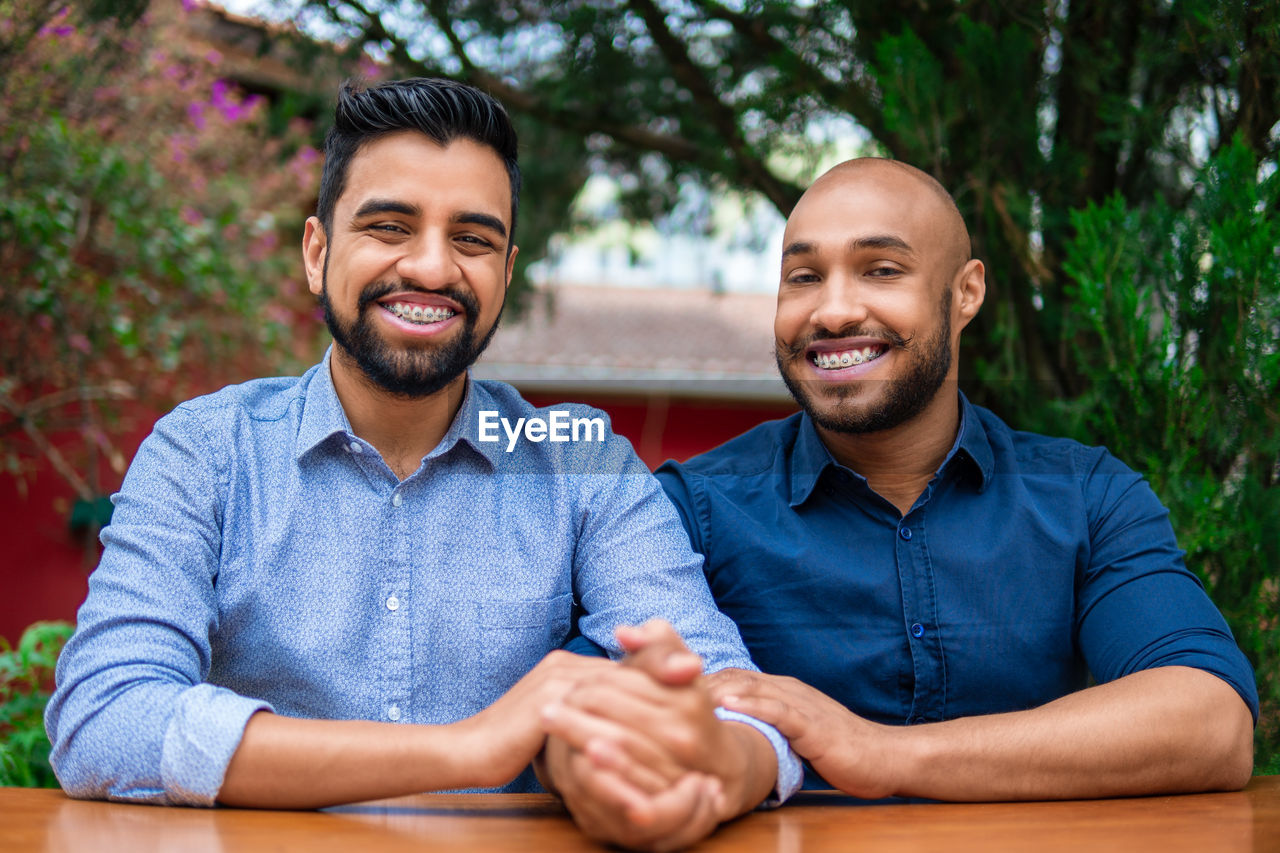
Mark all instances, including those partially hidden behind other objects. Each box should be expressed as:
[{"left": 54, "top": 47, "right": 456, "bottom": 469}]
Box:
[{"left": 46, "top": 352, "right": 801, "bottom": 805}]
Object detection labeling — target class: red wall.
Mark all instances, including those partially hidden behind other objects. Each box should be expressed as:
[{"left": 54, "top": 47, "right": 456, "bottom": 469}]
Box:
[{"left": 0, "top": 393, "right": 794, "bottom": 644}]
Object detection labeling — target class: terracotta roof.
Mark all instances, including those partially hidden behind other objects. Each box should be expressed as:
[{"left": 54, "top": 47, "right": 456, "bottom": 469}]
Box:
[{"left": 473, "top": 285, "right": 791, "bottom": 400}]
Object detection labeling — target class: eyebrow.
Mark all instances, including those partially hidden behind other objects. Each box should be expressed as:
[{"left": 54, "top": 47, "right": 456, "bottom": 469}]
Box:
[
  {"left": 454, "top": 211, "right": 507, "bottom": 239},
  {"left": 351, "top": 199, "right": 420, "bottom": 220},
  {"left": 781, "top": 234, "right": 915, "bottom": 260},
  {"left": 848, "top": 234, "right": 914, "bottom": 255}
]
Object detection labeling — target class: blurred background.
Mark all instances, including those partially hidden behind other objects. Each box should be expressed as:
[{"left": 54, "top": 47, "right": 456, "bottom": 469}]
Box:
[{"left": 1, "top": 0, "right": 1276, "bottom": 781}]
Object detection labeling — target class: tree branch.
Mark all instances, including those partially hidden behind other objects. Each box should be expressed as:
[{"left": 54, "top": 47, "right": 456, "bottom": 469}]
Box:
[
  {"left": 336, "top": 0, "right": 705, "bottom": 164},
  {"left": 690, "top": 0, "right": 910, "bottom": 159},
  {"left": 626, "top": 0, "right": 802, "bottom": 212},
  {"left": 0, "top": 392, "right": 95, "bottom": 501}
]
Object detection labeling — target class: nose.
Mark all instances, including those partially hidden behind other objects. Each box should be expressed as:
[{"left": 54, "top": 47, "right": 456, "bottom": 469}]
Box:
[
  {"left": 809, "top": 273, "right": 868, "bottom": 335},
  {"left": 395, "top": 231, "right": 460, "bottom": 290}
]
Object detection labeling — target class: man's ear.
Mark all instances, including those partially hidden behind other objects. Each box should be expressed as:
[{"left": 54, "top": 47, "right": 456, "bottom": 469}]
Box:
[
  {"left": 504, "top": 243, "right": 519, "bottom": 290},
  {"left": 953, "top": 258, "right": 986, "bottom": 333},
  {"left": 302, "top": 216, "right": 327, "bottom": 297}
]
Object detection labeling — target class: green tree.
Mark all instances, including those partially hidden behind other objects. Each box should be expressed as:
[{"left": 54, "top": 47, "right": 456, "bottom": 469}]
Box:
[{"left": 1059, "top": 140, "right": 1279, "bottom": 771}]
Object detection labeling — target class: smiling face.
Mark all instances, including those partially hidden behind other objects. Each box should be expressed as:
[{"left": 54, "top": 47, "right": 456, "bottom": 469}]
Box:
[
  {"left": 303, "top": 131, "right": 517, "bottom": 399},
  {"left": 774, "top": 159, "right": 983, "bottom": 434}
]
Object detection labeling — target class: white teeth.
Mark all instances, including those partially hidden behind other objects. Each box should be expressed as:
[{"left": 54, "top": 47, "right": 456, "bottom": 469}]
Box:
[
  {"left": 386, "top": 302, "right": 455, "bottom": 325},
  {"left": 812, "top": 346, "right": 884, "bottom": 370}
]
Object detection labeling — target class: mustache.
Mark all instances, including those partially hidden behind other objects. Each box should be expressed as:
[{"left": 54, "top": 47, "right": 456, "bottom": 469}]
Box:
[
  {"left": 777, "top": 326, "right": 912, "bottom": 361},
  {"left": 357, "top": 280, "right": 480, "bottom": 320}
]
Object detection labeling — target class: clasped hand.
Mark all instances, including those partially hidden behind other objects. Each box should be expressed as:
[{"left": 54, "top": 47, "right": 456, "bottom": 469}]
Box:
[{"left": 536, "top": 620, "right": 751, "bottom": 851}]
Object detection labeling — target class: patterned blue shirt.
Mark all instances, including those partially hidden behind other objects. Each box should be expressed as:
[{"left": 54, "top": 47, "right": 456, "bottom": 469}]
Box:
[
  {"left": 46, "top": 352, "right": 801, "bottom": 805},
  {"left": 657, "top": 395, "right": 1258, "bottom": 788}
]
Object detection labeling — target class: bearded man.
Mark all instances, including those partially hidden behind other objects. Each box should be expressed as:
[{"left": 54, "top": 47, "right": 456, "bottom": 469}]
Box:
[
  {"left": 570, "top": 157, "right": 1257, "bottom": 806},
  {"left": 46, "top": 78, "right": 799, "bottom": 850}
]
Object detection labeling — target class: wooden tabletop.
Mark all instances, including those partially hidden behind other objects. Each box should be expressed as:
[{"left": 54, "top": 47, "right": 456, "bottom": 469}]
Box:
[{"left": 2, "top": 776, "right": 1277, "bottom": 852}]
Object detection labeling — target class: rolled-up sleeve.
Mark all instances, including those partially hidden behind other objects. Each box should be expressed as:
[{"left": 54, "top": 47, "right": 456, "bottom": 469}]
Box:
[
  {"left": 1075, "top": 448, "right": 1259, "bottom": 722},
  {"left": 45, "top": 407, "right": 272, "bottom": 805}
]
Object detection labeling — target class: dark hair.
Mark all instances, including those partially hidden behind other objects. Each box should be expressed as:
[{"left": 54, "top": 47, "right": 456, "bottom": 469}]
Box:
[{"left": 316, "top": 78, "right": 521, "bottom": 247}]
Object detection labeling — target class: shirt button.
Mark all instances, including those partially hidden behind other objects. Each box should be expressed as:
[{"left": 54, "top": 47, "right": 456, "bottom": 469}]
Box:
[
  {"left": 386, "top": 595, "right": 400, "bottom": 612},
  {"left": 911, "top": 622, "right": 925, "bottom": 638},
  {"left": 349, "top": 442, "right": 363, "bottom": 454},
  {"left": 387, "top": 704, "right": 401, "bottom": 722},
  {"left": 899, "top": 526, "right": 913, "bottom": 540},
  {"left": 392, "top": 493, "right": 403, "bottom": 507}
]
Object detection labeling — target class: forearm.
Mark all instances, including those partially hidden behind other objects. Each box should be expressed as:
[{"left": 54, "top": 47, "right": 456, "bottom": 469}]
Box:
[
  {"left": 218, "top": 712, "right": 483, "bottom": 809},
  {"left": 886, "top": 667, "right": 1253, "bottom": 801}
]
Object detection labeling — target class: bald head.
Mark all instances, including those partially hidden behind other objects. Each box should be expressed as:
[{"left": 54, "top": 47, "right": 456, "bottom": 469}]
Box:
[{"left": 801, "top": 158, "right": 972, "bottom": 272}]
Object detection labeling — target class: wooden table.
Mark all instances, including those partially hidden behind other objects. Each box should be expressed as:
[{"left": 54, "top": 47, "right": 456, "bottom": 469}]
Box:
[{"left": 2, "top": 777, "right": 1277, "bottom": 852}]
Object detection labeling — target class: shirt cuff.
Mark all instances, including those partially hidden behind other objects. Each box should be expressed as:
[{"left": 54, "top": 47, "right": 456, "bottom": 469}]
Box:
[
  {"left": 160, "top": 684, "right": 273, "bottom": 806},
  {"left": 714, "top": 707, "right": 803, "bottom": 807}
]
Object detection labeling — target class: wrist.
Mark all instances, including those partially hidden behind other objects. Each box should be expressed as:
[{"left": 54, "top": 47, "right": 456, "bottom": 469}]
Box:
[
  {"left": 874, "top": 719, "right": 927, "bottom": 798},
  {"left": 716, "top": 721, "right": 777, "bottom": 816},
  {"left": 439, "top": 716, "right": 512, "bottom": 790}
]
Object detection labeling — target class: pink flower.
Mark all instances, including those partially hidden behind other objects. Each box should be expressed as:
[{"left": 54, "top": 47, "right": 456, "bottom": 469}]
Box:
[
  {"left": 181, "top": 206, "right": 204, "bottom": 226},
  {"left": 68, "top": 334, "right": 91, "bottom": 354}
]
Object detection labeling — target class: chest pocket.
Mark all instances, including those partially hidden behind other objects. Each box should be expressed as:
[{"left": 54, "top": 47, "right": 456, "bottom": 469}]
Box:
[{"left": 475, "top": 593, "right": 573, "bottom": 701}]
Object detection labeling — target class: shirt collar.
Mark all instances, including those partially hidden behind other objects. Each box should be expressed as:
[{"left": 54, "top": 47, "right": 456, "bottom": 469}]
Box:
[
  {"left": 951, "top": 391, "right": 994, "bottom": 491},
  {"left": 425, "top": 373, "right": 499, "bottom": 471},
  {"left": 787, "top": 413, "right": 836, "bottom": 508},
  {"left": 294, "top": 347, "right": 353, "bottom": 462},
  {"left": 294, "top": 347, "right": 497, "bottom": 472},
  {"left": 786, "top": 391, "right": 993, "bottom": 507}
]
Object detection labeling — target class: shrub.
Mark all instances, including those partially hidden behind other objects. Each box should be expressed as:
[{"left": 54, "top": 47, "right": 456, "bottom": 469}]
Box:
[
  {"left": 1053, "top": 138, "right": 1279, "bottom": 771},
  {"left": 0, "top": 622, "right": 74, "bottom": 787}
]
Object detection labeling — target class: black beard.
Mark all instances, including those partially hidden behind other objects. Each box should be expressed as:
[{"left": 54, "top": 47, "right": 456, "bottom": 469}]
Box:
[
  {"left": 319, "top": 271, "right": 501, "bottom": 399},
  {"left": 775, "top": 290, "right": 952, "bottom": 435}
]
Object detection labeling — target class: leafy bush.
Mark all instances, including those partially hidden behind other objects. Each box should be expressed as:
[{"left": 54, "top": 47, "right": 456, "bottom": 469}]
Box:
[
  {"left": 0, "top": 622, "right": 74, "bottom": 787},
  {"left": 1052, "top": 138, "right": 1279, "bottom": 772},
  {"left": 0, "top": 1, "right": 323, "bottom": 512}
]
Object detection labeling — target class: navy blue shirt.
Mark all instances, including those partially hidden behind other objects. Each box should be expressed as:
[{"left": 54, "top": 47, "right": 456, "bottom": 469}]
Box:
[{"left": 656, "top": 395, "right": 1258, "bottom": 767}]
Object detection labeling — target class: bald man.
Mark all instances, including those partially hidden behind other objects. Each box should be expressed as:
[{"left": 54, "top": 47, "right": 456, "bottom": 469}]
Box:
[{"left": 589, "top": 157, "right": 1256, "bottom": 804}]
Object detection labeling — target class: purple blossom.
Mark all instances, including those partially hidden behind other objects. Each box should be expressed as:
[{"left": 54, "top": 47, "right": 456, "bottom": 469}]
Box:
[
  {"left": 180, "top": 206, "right": 204, "bottom": 226},
  {"left": 209, "top": 79, "right": 258, "bottom": 122}
]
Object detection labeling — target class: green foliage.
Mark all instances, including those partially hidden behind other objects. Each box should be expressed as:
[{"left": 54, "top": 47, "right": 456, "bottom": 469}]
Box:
[
  {"left": 1055, "top": 139, "right": 1280, "bottom": 771},
  {"left": 0, "top": 622, "right": 74, "bottom": 788}
]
